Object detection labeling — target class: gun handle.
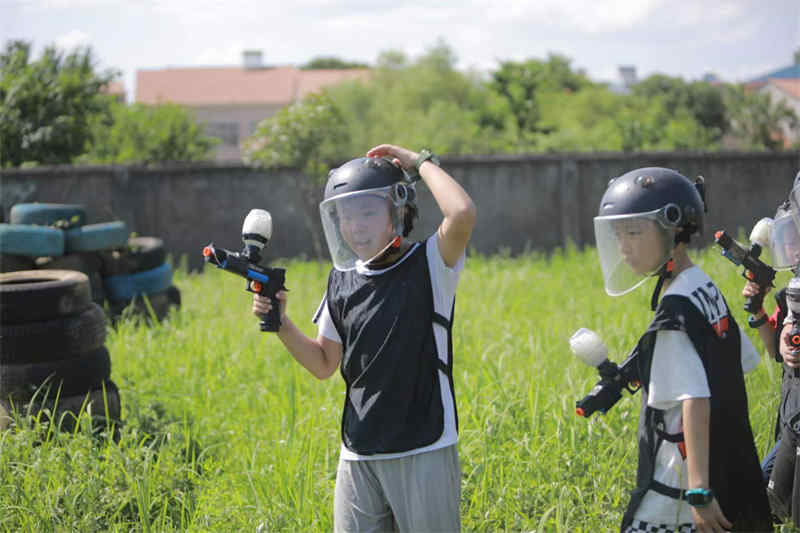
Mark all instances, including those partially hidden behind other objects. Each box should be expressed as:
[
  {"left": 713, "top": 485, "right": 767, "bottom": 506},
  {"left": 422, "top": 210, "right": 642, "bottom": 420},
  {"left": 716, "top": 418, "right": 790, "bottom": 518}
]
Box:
[
  {"left": 744, "top": 290, "right": 765, "bottom": 314},
  {"left": 258, "top": 295, "right": 282, "bottom": 332}
]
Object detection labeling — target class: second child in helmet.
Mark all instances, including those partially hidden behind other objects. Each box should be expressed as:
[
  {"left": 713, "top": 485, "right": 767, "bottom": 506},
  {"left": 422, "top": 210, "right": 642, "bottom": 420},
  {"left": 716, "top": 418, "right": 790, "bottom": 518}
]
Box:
[{"left": 593, "top": 167, "right": 771, "bottom": 533}]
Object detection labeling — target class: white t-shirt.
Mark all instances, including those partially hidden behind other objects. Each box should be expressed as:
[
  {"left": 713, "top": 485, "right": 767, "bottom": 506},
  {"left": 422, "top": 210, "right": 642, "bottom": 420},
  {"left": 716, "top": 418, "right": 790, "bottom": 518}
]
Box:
[
  {"left": 634, "top": 266, "right": 760, "bottom": 526},
  {"left": 315, "top": 234, "right": 465, "bottom": 461}
]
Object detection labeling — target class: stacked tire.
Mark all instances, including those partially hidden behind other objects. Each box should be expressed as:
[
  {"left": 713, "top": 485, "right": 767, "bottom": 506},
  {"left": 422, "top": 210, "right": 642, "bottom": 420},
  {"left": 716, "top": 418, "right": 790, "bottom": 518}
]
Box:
[
  {"left": 0, "top": 270, "right": 120, "bottom": 432},
  {"left": 2, "top": 203, "right": 126, "bottom": 305},
  {"left": 100, "top": 236, "right": 181, "bottom": 322},
  {"left": 1, "top": 203, "right": 181, "bottom": 323}
]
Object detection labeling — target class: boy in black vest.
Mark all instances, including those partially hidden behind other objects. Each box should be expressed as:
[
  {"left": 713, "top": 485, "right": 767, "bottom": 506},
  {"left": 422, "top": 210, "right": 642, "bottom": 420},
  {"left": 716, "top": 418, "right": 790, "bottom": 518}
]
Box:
[
  {"left": 592, "top": 167, "right": 771, "bottom": 532},
  {"left": 253, "top": 144, "right": 476, "bottom": 532}
]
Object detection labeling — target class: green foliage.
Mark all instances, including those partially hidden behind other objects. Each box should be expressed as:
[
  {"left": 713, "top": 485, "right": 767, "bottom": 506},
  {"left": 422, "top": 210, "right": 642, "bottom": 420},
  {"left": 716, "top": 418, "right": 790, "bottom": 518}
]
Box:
[
  {"left": 535, "top": 88, "right": 717, "bottom": 152},
  {"left": 325, "top": 40, "right": 520, "bottom": 156},
  {"left": 0, "top": 248, "right": 789, "bottom": 531},
  {"left": 244, "top": 92, "right": 348, "bottom": 180},
  {"left": 300, "top": 56, "right": 369, "bottom": 70},
  {"left": 489, "top": 53, "right": 595, "bottom": 139},
  {"left": 632, "top": 74, "right": 728, "bottom": 141},
  {"left": 80, "top": 101, "right": 218, "bottom": 164},
  {"left": 723, "top": 85, "right": 800, "bottom": 150},
  {"left": 0, "top": 40, "right": 116, "bottom": 167}
]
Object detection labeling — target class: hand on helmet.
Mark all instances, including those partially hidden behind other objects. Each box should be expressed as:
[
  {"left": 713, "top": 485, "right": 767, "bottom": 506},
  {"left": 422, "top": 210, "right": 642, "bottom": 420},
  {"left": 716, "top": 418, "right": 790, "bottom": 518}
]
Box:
[{"left": 366, "top": 144, "right": 418, "bottom": 171}]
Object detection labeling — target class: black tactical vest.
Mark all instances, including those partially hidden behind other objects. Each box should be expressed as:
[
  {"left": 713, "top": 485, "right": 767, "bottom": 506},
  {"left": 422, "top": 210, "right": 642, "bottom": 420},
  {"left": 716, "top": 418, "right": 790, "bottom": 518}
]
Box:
[
  {"left": 326, "top": 242, "right": 456, "bottom": 455},
  {"left": 620, "top": 293, "right": 771, "bottom": 532}
]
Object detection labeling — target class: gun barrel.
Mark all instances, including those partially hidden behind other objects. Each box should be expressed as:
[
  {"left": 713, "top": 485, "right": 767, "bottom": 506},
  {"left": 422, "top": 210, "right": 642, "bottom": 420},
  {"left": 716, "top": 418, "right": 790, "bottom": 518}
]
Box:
[{"left": 791, "top": 324, "right": 800, "bottom": 350}]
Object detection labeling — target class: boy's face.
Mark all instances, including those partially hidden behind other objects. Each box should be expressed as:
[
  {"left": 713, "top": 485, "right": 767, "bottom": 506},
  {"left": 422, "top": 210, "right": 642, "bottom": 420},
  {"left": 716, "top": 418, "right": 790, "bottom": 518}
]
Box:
[
  {"left": 337, "top": 195, "right": 394, "bottom": 261},
  {"left": 614, "top": 218, "right": 670, "bottom": 275}
]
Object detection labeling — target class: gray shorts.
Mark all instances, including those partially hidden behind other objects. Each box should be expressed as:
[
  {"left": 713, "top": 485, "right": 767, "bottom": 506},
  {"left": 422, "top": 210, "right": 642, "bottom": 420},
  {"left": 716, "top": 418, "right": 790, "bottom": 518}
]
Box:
[{"left": 333, "top": 444, "right": 461, "bottom": 533}]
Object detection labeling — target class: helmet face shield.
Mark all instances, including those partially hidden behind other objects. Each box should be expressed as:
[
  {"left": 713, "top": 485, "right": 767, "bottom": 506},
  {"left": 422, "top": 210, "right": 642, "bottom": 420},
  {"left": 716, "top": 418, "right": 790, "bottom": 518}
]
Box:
[
  {"left": 594, "top": 209, "right": 676, "bottom": 296},
  {"left": 319, "top": 185, "right": 407, "bottom": 271},
  {"left": 771, "top": 212, "right": 800, "bottom": 270}
]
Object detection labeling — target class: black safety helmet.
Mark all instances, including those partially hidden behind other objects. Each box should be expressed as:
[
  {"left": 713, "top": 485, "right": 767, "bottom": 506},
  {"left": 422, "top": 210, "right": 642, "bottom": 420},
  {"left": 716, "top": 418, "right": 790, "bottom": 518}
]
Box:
[
  {"left": 323, "top": 156, "right": 417, "bottom": 235},
  {"left": 598, "top": 167, "right": 706, "bottom": 242},
  {"left": 320, "top": 156, "right": 419, "bottom": 270},
  {"left": 324, "top": 157, "right": 410, "bottom": 201}
]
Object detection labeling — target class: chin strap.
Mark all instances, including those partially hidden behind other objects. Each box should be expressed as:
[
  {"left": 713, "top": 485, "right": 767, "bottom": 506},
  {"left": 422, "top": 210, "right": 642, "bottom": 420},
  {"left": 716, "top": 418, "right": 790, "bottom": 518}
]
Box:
[
  {"left": 364, "top": 235, "right": 403, "bottom": 269},
  {"left": 650, "top": 259, "right": 675, "bottom": 311}
]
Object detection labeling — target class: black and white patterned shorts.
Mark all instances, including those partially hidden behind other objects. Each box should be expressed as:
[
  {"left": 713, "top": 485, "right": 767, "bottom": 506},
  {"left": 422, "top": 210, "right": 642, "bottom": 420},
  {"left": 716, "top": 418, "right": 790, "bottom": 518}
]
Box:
[{"left": 624, "top": 520, "right": 696, "bottom": 533}]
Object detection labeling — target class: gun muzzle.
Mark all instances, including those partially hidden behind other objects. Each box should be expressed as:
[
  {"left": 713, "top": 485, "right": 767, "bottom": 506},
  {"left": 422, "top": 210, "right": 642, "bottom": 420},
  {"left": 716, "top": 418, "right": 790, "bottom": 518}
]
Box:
[
  {"left": 575, "top": 377, "right": 623, "bottom": 418},
  {"left": 791, "top": 324, "right": 800, "bottom": 350}
]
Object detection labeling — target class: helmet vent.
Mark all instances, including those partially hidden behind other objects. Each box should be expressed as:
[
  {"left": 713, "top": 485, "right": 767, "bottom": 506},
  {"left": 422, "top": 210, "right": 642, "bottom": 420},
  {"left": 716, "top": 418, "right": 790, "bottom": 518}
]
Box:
[{"left": 635, "top": 175, "right": 655, "bottom": 188}]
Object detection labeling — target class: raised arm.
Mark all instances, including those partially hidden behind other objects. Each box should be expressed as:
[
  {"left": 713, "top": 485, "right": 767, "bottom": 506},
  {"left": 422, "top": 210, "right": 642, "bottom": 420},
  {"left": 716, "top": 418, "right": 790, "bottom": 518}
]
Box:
[{"left": 366, "top": 144, "right": 477, "bottom": 267}]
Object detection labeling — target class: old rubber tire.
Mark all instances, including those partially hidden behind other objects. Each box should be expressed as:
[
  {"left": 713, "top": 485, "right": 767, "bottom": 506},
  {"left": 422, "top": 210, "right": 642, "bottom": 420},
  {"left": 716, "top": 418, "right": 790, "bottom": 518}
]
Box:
[
  {"left": 0, "top": 254, "right": 35, "bottom": 273},
  {"left": 104, "top": 262, "right": 173, "bottom": 302},
  {"left": 9, "top": 203, "right": 86, "bottom": 229},
  {"left": 127, "top": 236, "right": 166, "bottom": 272},
  {"left": 166, "top": 285, "right": 181, "bottom": 308},
  {"left": 64, "top": 221, "right": 129, "bottom": 253},
  {"left": 5, "top": 379, "right": 121, "bottom": 433},
  {"left": 100, "top": 236, "right": 166, "bottom": 276},
  {"left": 0, "top": 270, "right": 92, "bottom": 324},
  {"left": 36, "top": 252, "right": 103, "bottom": 275},
  {"left": 0, "top": 346, "right": 112, "bottom": 402},
  {"left": 0, "top": 223, "right": 65, "bottom": 257},
  {"left": 0, "top": 303, "right": 107, "bottom": 363}
]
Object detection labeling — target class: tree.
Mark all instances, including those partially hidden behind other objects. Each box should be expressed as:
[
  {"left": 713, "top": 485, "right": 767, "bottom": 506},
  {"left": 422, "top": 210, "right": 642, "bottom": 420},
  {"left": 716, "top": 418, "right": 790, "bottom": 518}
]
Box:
[
  {"left": 325, "top": 41, "right": 520, "bottom": 156},
  {"left": 301, "top": 56, "right": 369, "bottom": 70},
  {"left": 0, "top": 40, "right": 117, "bottom": 167},
  {"left": 81, "top": 101, "right": 218, "bottom": 164},
  {"left": 243, "top": 92, "right": 350, "bottom": 257},
  {"left": 632, "top": 74, "right": 728, "bottom": 142},
  {"left": 488, "top": 53, "right": 595, "bottom": 147},
  {"left": 723, "top": 85, "right": 799, "bottom": 150}
]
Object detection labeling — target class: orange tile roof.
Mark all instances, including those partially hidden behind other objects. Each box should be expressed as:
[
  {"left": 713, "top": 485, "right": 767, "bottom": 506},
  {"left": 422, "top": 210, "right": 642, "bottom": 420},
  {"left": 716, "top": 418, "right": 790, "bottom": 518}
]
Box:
[
  {"left": 296, "top": 69, "right": 371, "bottom": 99},
  {"left": 136, "top": 66, "right": 370, "bottom": 106},
  {"left": 770, "top": 78, "right": 800, "bottom": 101}
]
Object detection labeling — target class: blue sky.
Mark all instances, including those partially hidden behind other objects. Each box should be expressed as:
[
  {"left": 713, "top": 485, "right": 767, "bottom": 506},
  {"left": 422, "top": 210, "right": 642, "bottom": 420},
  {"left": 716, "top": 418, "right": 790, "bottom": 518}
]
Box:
[{"left": 2, "top": 0, "right": 799, "bottom": 102}]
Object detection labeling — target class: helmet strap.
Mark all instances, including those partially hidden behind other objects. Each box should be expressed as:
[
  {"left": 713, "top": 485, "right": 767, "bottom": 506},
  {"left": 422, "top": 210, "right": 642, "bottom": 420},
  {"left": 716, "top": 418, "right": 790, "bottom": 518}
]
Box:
[
  {"left": 363, "top": 235, "right": 403, "bottom": 269},
  {"left": 650, "top": 259, "right": 675, "bottom": 311}
]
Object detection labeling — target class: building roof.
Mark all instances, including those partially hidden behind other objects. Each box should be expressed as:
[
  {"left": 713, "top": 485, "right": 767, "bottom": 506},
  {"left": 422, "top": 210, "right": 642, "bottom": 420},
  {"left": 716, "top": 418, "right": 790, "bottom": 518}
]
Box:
[
  {"left": 749, "top": 64, "right": 800, "bottom": 83},
  {"left": 136, "top": 66, "right": 370, "bottom": 106}
]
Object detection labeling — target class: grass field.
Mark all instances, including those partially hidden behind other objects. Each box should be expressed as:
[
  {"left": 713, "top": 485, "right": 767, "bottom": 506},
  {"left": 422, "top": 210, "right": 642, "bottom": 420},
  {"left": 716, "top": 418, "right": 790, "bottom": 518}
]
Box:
[{"left": 0, "top": 243, "right": 795, "bottom": 532}]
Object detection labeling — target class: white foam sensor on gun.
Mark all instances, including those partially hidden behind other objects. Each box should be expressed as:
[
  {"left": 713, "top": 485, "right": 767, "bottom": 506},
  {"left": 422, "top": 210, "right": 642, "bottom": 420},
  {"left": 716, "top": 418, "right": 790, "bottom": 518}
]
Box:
[
  {"left": 242, "top": 209, "right": 273, "bottom": 249},
  {"left": 569, "top": 328, "right": 608, "bottom": 368}
]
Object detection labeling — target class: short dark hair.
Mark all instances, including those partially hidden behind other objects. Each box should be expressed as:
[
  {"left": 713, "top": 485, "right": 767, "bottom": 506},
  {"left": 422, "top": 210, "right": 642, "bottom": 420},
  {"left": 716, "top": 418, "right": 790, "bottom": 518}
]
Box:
[{"left": 402, "top": 204, "right": 418, "bottom": 237}]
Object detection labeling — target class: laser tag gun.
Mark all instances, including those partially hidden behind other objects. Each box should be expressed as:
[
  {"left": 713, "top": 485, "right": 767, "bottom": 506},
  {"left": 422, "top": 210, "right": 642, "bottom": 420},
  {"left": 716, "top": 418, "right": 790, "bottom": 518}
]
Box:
[
  {"left": 714, "top": 226, "right": 776, "bottom": 314},
  {"left": 570, "top": 328, "right": 641, "bottom": 418},
  {"left": 202, "top": 209, "right": 287, "bottom": 332},
  {"left": 786, "top": 277, "right": 800, "bottom": 351}
]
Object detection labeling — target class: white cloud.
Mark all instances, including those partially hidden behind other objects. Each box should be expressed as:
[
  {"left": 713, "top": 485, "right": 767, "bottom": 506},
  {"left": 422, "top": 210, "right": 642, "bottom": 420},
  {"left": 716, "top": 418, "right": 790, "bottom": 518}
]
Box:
[
  {"left": 55, "top": 29, "right": 91, "bottom": 51},
  {"left": 192, "top": 41, "right": 248, "bottom": 67},
  {"left": 20, "top": 0, "right": 115, "bottom": 8}
]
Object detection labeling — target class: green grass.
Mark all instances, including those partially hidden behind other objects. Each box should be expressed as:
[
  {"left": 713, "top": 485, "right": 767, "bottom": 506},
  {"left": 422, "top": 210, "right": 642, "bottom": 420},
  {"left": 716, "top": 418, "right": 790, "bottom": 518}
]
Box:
[{"left": 0, "top": 245, "right": 794, "bottom": 532}]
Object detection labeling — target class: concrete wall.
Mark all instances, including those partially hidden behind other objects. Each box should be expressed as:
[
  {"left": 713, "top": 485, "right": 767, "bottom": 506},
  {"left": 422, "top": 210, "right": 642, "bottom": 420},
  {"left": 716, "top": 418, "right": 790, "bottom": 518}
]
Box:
[{"left": 2, "top": 151, "right": 798, "bottom": 270}]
